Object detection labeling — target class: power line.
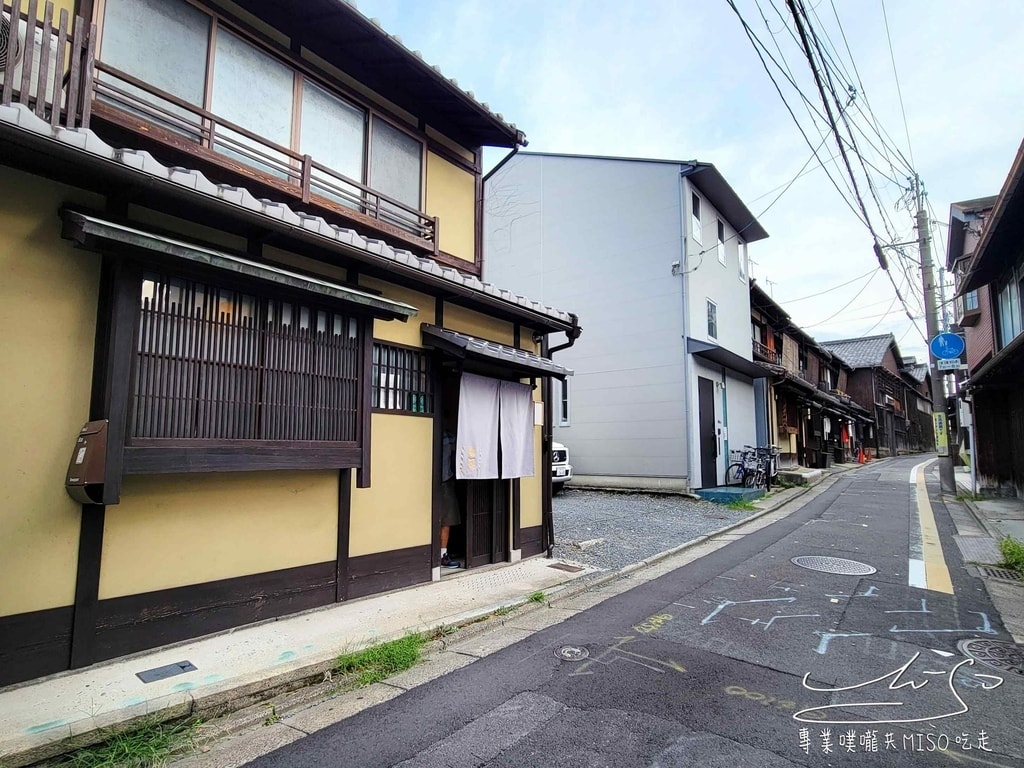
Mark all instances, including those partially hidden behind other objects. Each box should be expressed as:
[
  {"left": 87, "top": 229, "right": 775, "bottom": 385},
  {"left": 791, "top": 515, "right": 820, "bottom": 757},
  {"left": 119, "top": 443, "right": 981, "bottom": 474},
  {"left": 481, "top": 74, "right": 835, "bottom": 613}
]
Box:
[
  {"left": 859, "top": 295, "right": 900, "bottom": 335},
  {"left": 762, "top": 0, "right": 911, "bottom": 188},
  {"left": 787, "top": 0, "right": 881, "bottom": 252},
  {"left": 725, "top": 0, "right": 868, "bottom": 225},
  {"left": 803, "top": 269, "right": 880, "bottom": 327},
  {"left": 777, "top": 267, "right": 875, "bottom": 303},
  {"left": 880, "top": 0, "right": 916, "bottom": 170}
]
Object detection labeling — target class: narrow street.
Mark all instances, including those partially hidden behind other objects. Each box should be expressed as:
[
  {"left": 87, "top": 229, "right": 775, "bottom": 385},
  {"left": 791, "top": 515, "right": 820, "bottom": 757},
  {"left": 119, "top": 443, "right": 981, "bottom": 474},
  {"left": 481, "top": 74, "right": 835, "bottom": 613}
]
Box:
[{"left": 242, "top": 456, "right": 1020, "bottom": 767}]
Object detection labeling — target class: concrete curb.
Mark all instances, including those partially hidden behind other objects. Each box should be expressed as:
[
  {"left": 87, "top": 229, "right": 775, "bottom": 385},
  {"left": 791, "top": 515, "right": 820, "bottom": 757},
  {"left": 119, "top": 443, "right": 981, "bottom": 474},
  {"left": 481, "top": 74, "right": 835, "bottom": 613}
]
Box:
[
  {"left": 953, "top": 490, "right": 1004, "bottom": 541},
  {"left": 18, "top": 462, "right": 870, "bottom": 768}
]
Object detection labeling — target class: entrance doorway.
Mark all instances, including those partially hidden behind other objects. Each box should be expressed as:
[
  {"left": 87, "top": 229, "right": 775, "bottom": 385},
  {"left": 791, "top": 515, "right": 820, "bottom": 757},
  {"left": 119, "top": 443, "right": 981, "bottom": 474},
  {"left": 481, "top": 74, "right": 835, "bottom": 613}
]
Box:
[
  {"left": 440, "top": 369, "right": 511, "bottom": 570},
  {"left": 465, "top": 480, "right": 509, "bottom": 568},
  {"left": 698, "top": 376, "right": 718, "bottom": 488}
]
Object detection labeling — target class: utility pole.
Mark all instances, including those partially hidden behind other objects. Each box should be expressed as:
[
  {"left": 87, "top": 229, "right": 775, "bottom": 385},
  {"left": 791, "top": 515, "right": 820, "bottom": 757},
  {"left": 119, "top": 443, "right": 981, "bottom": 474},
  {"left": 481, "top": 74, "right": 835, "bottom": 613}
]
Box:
[{"left": 916, "top": 176, "right": 955, "bottom": 492}]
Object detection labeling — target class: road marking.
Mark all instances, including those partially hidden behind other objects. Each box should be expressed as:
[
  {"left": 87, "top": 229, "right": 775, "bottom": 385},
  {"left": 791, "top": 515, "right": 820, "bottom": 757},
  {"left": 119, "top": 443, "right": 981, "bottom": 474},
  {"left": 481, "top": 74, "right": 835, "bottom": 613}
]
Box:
[
  {"left": 908, "top": 559, "right": 928, "bottom": 589},
  {"left": 910, "top": 459, "right": 954, "bottom": 595}
]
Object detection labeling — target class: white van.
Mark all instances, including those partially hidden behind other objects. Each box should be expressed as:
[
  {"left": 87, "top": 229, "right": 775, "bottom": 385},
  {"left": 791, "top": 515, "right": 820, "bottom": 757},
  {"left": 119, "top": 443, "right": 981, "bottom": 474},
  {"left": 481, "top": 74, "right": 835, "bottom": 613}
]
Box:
[{"left": 552, "top": 441, "right": 572, "bottom": 494}]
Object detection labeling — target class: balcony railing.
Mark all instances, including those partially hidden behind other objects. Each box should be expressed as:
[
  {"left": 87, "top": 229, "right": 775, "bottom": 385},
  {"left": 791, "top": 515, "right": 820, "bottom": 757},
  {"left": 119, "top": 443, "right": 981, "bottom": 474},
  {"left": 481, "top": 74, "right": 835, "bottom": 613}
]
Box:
[
  {"left": 752, "top": 339, "right": 782, "bottom": 365},
  {"left": 1, "top": 1, "right": 438, "bottom": 254},
  {"left": 1, "top": 0, "right": 94, "bottom": 129}
]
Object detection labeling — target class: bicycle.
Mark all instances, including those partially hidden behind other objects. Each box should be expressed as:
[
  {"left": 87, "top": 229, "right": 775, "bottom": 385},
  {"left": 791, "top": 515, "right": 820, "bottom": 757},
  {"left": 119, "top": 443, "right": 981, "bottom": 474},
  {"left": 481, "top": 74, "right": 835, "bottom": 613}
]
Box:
[
  {"left": 726, "top": 446, "right": 758, "bottom": 487},
  {"left": 726, "top": 445, "right": 779, "bottom": 489}
]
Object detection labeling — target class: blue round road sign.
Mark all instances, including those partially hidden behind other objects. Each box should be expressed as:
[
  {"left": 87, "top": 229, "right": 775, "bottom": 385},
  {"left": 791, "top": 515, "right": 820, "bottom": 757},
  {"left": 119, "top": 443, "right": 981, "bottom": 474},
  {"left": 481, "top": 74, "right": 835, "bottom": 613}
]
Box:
[{"left": 930, "top": 332, "right": 965, "bottom": 360}]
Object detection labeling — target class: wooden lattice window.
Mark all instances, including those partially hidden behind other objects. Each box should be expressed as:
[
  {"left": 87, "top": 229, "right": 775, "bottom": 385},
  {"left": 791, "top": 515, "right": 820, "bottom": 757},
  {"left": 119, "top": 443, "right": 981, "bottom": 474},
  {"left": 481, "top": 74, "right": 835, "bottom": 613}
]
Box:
[
  {"left": 371, "top": 343, "right": 434, "bottom": 415},
  {"left": 131, "top": 272, "right": 362, "bottom": 443}
]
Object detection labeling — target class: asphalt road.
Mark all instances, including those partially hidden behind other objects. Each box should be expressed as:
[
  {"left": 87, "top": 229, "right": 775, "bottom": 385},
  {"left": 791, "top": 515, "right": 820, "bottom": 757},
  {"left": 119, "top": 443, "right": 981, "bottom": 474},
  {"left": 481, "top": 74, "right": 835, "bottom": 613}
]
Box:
[{"left": 244, "top": 457, "right": 1022, "bottom": 767}]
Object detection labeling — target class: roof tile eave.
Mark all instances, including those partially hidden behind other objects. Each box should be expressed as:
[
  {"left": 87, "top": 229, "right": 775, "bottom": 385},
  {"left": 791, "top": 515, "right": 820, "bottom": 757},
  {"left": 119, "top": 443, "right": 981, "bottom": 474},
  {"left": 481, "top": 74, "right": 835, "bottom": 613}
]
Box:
[{"left": 0, "top": 105, "right": 570, "bottom": 329}]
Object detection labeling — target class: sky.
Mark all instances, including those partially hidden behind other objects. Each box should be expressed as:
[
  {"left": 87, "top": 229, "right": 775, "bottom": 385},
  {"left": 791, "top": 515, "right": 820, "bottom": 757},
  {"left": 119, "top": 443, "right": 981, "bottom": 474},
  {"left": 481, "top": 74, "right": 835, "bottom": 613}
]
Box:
[{"left": 356, "top": 0, "right": 1024, "bottom": 363}]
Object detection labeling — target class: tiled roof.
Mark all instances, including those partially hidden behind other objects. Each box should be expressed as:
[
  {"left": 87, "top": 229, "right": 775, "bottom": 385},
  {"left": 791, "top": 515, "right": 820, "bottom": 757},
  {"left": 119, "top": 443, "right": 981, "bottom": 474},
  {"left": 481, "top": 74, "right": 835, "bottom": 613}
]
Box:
[
  {"left": 0, "top": 104, "right": 572, "bottom": 328},
  {"left": 820, "top": 334, "right": 896, "bottom": 369},
  {"left": 422, "top": 325, "right": 572, "bottom": 378},
  {"left": 902, "top": 363, "right": 929, "bottom": 383}
]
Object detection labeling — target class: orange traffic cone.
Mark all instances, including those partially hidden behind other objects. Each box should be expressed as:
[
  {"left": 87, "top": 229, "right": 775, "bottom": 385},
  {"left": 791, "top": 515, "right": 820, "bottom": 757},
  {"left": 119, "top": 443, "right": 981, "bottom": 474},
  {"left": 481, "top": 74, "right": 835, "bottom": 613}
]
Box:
[{"left": 858, "top": 447, "right": 864, "bottom": 464}]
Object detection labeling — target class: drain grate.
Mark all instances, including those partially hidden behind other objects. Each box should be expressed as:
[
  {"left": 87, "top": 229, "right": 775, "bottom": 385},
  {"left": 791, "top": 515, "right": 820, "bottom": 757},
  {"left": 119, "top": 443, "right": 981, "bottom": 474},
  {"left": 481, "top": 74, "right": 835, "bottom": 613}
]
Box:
[
  {"left": 791, "top": 555, "right": 877, "bottom": 575},
  {"left": 978, "top": 565, "right": 1024, "bottom": 582},
  {"left": 958, "top": 639, "right": 1024, "bottom": 677},
  {"left": 555, "top": 645, "right": 589, "bottom": 661}
]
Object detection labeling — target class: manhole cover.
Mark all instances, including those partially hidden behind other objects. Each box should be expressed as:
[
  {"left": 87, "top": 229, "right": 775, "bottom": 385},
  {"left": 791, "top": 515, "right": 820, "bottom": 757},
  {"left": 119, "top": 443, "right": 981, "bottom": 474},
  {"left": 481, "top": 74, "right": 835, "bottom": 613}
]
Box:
[
  {"left": 555, "top": 645, "right": 589, "bottom": 661},
  {"left": 791, "top": 555, "right": 877, "bottom": 575},
  {"left": 958, "top": 639, "right": 1024, "bottom": 677}
]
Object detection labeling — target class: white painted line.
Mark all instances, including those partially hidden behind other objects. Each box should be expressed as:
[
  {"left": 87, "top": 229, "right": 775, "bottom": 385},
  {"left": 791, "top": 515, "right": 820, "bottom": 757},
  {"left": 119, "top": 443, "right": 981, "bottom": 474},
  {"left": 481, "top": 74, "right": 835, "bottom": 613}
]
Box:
[{"left": 908, "top": 559, "right": 927, "bottom": 589}]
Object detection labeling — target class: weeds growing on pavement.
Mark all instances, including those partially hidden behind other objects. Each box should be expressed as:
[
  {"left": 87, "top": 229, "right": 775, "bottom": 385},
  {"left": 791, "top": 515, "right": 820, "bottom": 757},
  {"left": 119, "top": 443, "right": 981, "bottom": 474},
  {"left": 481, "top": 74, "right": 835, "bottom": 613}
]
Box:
[
  {"left": 528, "top": 591, "right": 546, "bottom": 604},
  {"left": 956, "top": 493, "right": 984, "bottom": 502},
  {"left": 998, "top": 535, "right": 1024, "bottom": 575},
  {"left": 727, "top": 499, "right": 758, "bottom": 511},
  {"left": 429, "top": 623, "right": 459, "bottom": 640},
  {"left": 62, "top": 718, "right": 200, "bottom": 768},
  {"left": 331, "top": 633, "right": 426, "bottom": 688}
]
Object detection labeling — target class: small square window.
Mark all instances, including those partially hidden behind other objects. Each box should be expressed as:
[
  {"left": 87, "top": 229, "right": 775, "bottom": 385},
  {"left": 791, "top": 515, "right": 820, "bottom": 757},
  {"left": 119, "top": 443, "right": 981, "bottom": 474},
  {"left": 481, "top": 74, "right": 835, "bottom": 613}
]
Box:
[
  {"left": 717, "top": 219, "right": 726, "bottom": 266},
  {"left": 691, "top": 191, "right": 702, "bottom": 245},
  {"left": 707, "top": 299, "right": 718, "bottom": 340},
  {"left": 558, "top": 379, "right": 570, "bottom": 426}
]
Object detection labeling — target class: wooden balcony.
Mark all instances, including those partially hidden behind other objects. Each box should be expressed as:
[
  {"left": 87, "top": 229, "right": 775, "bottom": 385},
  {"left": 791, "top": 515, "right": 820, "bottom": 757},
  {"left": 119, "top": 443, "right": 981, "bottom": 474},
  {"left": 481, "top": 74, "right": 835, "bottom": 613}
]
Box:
[
  {"left": 752, "top": 339, "right": 782, "bottom": 365},
  {"left": 1, "top": 0, "right": 440, "bottom": 257}
]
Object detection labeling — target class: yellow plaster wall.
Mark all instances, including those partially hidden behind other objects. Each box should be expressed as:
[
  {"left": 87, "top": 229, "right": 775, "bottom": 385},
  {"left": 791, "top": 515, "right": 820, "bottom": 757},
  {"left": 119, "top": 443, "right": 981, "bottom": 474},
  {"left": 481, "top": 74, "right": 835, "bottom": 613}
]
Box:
[
  {"left": 46, "top": 0, "right": 75, "bottom": 19},
  {"left": 425, "top": 152, "right": 476, "bottom": 264},
  {"left": 350, "top": 414, "right": 432, "bottom": 556},
  {"left": 0, "top": 168, "right": 101, "bottom": 615},
  {"left": 98, "top": 471, "right": 338, "bottom": 599},
  {"left": 443, "top": 304, "right": 515, "bottom": 346},
  {"left": 520, "top": 426, "right": 544, "bottom": 530},
  {"left": 425, "top": 127, "right": 475, "bottom": 164},
  {"left": 361, "top": 276, "right": 432, "bottom": 346}
]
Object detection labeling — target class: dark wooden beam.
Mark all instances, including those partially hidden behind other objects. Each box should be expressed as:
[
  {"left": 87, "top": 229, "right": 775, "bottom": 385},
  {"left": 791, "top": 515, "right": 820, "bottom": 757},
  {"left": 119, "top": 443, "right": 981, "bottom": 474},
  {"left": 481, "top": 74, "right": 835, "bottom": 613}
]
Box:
[
  {"left": 336, "top": 468, "right": 351, "bottom": 602},
  {"left": 69, "top": 503, "right": 104, "bottom": 669},
  {"left": 357, "top": 318, "right": 373, "bottom": 488}
]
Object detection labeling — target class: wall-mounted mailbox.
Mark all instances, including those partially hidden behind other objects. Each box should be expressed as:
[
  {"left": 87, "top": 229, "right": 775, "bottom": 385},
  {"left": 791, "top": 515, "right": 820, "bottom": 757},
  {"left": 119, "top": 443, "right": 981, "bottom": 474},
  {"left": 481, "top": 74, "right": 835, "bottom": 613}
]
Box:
[{"left": 65, "top": 420, "right": 108, "bottom": 504}]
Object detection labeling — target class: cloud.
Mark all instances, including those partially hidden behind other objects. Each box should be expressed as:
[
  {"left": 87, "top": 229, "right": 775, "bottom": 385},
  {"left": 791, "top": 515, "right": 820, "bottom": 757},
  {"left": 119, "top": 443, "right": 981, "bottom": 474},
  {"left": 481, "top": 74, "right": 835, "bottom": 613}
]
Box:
[{"left": 357, "top": 0, "right": 1024, "bottom": 362}]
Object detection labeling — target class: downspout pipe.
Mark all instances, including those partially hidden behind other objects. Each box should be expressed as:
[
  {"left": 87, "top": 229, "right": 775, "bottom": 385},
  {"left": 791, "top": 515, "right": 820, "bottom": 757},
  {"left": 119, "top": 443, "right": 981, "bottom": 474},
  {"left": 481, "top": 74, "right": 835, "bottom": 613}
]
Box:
[
  {"left": 548, "top": 314, "right": 582, "bottom": 355},
  {"left": 539, "top": 315, "right": 581, "bottom": 557},
  {"left": 482, "top": 131, "right": 528, "bottom": 184},
  {"left": 678, "top": 172, "right": 693, "bottom": 488}
]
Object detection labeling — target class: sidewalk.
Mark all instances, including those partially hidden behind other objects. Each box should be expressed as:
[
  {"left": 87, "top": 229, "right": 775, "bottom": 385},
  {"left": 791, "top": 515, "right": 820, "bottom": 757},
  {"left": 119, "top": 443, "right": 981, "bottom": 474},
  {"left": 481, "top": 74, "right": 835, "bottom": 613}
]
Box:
[
  {"left": 951, "top": 464, "right": 1024, "bottom": 644},
  {"left": 0, "top": 461, "right": 864, "bottom": 768}
]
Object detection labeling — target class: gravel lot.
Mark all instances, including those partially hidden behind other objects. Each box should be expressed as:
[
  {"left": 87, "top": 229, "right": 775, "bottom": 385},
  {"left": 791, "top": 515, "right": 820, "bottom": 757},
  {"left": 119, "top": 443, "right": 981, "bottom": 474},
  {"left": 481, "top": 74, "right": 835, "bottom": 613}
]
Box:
[{"left": 550, "top": 487, "right": 758, "bottom": 573}]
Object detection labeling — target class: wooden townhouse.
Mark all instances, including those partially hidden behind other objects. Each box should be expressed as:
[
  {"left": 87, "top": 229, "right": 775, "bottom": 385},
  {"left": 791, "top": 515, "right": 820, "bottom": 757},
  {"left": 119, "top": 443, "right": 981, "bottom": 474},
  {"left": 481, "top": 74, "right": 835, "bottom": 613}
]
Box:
[
  {"left": 820, "top": 335, "right": 933, "bottom": 458},
  {"left": 750, "top": 280, "right": 871, "bottom": 468},
  {"left": 0, "top": 0, "right": 579, "bottom": 686},
  {"left": 952, "top": 139, "right": 1024, "bottom": 498}
]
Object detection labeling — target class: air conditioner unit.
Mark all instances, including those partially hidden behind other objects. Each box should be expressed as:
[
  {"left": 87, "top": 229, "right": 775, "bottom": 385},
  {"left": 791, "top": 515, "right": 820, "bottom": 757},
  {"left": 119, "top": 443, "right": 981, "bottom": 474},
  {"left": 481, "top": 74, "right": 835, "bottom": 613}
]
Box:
[{"left": 0, "top": 10, "right": 61, "bottom": 107}]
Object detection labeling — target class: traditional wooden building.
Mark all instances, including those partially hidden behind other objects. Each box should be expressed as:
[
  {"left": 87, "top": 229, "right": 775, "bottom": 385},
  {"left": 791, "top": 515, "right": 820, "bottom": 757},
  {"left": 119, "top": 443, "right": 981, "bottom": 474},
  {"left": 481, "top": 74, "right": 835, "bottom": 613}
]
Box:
[
  {"left": 820, "top": 335, "right": 933, "bottom": 457},
  {"left": 749, "top": 281, "right": 871, "bottom": 468},
  {"left": 955, "top": 139, "right": 1024, "bottom": 498},
  {"left": 0, "top": 0, "right": 579, "bottom": 686}
]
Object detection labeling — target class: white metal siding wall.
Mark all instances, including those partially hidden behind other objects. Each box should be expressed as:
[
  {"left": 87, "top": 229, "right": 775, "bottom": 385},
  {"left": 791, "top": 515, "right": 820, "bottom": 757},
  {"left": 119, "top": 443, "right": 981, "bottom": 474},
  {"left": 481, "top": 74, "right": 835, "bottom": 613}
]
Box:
[
  {"left": 725, "top": 375, "right": 757, "bottom": 459},
  {"left": 684, "top": 178, "right": 753, "bottom": 358},
  {"left": 485, "top": 155, "right": 689, "bottom": 478}
]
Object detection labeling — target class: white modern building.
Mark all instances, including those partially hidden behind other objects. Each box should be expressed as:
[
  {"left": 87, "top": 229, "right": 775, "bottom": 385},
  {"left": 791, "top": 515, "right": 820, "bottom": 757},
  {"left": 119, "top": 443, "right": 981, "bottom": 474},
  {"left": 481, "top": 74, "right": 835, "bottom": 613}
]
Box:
[{"left": 484, "top": 153, "right": 768, "bottom": 491}]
